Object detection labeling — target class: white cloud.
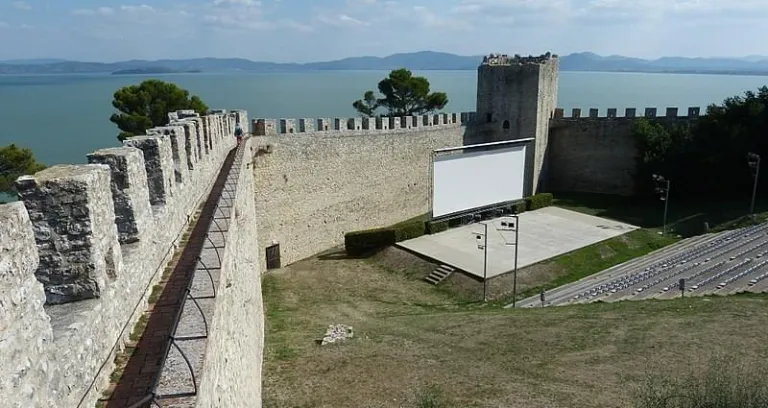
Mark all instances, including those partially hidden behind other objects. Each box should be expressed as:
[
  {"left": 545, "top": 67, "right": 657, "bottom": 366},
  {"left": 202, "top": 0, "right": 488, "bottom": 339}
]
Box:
[
  {"left": 212, "top": 0, "right": 262, "bottom": 6},
  {"left": 119, "top": 5, "right": 155, "bottom": 13},
  {"left": 0, "top": 21, "right": 8, "bottom": 28},
  {"left": 316, "top": 13, "right": 369, "bottom": 27},
  {"left": 72, "top": 7, "right": 115, "bottom": 16},
  {"left": 12, "top": 1, "right": 32, "bottom": 11}
]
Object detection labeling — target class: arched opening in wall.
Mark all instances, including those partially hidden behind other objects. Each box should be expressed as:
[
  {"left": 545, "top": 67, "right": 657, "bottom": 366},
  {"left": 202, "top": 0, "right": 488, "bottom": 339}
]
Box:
[
  {"left": 503, "top": 120, "right": 510, "bottom": 130},
  {"left": 486, "top": 113, "right": 492, "bottom": 123}
]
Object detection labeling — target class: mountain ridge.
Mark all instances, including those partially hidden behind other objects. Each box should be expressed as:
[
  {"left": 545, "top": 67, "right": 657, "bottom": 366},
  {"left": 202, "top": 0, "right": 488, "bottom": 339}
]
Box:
[{"left": 3, "top": 51, "right": 768, "bottom": 75}]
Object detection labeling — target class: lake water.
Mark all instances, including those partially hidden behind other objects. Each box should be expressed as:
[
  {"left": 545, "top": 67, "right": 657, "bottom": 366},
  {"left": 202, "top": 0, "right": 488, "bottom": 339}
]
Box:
[{"left": 1, "top": 70, "right": 767, "bottom": 166}]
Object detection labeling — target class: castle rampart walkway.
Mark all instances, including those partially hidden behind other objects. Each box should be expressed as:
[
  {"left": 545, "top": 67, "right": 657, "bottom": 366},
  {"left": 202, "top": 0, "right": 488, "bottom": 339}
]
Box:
[{"left": 105, "top": 141, "right": 244, "bottom": 408}]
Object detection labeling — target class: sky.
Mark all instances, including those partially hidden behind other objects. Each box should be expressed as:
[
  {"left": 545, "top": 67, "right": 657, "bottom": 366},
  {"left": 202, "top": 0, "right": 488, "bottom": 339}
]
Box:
[{"left": 1, "top": 0, "right": 767, "bottom": 62}]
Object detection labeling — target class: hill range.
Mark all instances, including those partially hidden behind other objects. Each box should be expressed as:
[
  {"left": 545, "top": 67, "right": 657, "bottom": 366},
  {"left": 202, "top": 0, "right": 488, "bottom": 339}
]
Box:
[{"left": 3, "top": 51, "right": 768, "bottom": 75}]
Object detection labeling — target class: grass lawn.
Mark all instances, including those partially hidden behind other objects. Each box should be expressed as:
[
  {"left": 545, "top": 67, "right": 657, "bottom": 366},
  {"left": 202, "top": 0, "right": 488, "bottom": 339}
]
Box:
[{"left": 261, "top": 249, "right": 768, "bottom": 408}]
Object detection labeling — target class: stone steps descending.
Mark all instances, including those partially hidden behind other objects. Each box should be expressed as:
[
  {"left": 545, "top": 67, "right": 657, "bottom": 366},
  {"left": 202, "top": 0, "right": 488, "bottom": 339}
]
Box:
[{"left": 425, "top": 265, "right": 455, "bottom": 285}]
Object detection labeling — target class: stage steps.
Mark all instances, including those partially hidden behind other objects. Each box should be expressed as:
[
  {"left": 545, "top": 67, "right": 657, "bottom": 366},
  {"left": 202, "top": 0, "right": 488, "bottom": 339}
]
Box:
[{"left": 425, "top": 265, "right": 455, "bottom": 285}]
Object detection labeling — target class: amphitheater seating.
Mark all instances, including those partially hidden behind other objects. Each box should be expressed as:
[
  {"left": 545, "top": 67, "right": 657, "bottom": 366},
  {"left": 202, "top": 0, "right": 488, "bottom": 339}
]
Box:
[{"left": 519, "top": 222, "right": 768, "bottom": 307}]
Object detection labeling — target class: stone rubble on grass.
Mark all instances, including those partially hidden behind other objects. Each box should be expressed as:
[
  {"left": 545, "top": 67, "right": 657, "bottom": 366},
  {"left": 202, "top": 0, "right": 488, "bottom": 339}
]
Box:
[{"left": 318, "top": 324, "right": 354, "bottom": 346}]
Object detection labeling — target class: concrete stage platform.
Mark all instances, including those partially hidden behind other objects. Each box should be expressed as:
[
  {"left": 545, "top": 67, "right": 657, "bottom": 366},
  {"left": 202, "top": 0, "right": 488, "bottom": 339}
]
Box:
[{"left": 397, "top": 206, "right": 638, "bottom": 280}]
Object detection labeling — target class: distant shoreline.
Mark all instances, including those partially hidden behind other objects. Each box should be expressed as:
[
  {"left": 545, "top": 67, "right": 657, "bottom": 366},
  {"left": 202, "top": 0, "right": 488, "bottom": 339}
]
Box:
[
  {"left": 3, "top": 51, "right": 768, "bottom": 76},
  {"left": 2, "top": 69, "right": 768, "bottom": 77}
]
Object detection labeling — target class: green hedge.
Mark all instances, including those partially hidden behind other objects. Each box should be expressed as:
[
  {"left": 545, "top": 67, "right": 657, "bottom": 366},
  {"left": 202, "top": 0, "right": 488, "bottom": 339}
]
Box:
[
  {"left": 426, "top": 220, "right": 449, "bottom": 234},
  {"left": 526, "top": 193, "right": 554, "bottom": 211},
  {"left": 514, "top": 200, "right": 527, "bottom": 214},
  {"left": 345, "top": 218, "right": 427, "bottom": 256}
]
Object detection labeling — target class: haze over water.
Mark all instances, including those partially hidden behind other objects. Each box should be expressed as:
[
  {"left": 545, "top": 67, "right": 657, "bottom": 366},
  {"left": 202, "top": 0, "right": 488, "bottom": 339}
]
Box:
[{"left": 1, "top": 70, "right": 767, "bottom": 166}]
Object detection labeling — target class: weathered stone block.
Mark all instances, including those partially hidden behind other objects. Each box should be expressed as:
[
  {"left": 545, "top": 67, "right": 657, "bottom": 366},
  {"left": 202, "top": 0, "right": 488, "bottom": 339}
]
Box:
[
  {"left": 316, "top": 118, "right": 331, "bottom": 131},
  {"left": 645, "top": 107, "right": 657, "bottom": 117},
  {"left": 298, "top": 118, "right": 314, "bottom": 133},
  {"left": 553, "top": 108, "right": 564, "bottom": 118},
  {"left": 461, "top": 112, "right": 471, "bottom": 123},
  {"left": 625, "top": 108, "right": 637, "bottom": 117},
  {"left": 400, "top": 116, "right": 410, "bottom": 128},
  {"left": 451, "top": 113, "right": 458, "bottom": 124},
  {"left": 347, "top": 117, "right": 361, "bottom": 130},
  {"left": 589, "top": 108, "right": 599, "bottom": 118},
  {"left": 607, "top": 108, "right": 617, "bottom": 118},
  {"left": 423, "top": 115, "right": 433, "bottom": 126},
  {"left": 468, "top": 112, "right": 477, "bottom": 123},
  {"left": 123, "top": 135, "right": 174, "bottom": 206},
  {"left": 572, "top": 108, "right": 581, "bottom": 118},
  {"left": 377, "top": 117, "right": 389, "bottom": 130},
  {"left": 0, "top": 202, "right": 59, "bottom": 408},
  {"left": 178, "top": 121, "right": 199, "bottom": 169},
  {"left": 441, "top": 113, "right": 448, "bottom": 124},
  {"left": 176, "top": 109, "right": 198, "bottom": 119},
  {"left": 87, "top": 147, "right": 152, "bottom": 245},
  {"left": 688, "top": 107, "right": 700, "bottom": 117},
  {"left": 148, "top": 125, "right": 188, "bottom": 184},
  {"left": 362, "top": 117, "right": 373, "bottom": 130},
  {"left": 433, "top": 114, "right": 440, "bottom": 125},
  {"left": 666, "top": 107, "right": 678, "bottom": 117},
  {"left": 389, "top": 116, "right": 400, "bottom": 129},
  {"left": 15, "top": 165, "right": 122, "bottom": 304},
  {"left": 333, "top": 118, "right": 346, "bottom": 131}
]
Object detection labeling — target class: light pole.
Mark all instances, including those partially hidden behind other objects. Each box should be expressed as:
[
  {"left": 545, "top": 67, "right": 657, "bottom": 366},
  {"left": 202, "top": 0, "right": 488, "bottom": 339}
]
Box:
[
  {"left": 472, "top": 215, "right": 519, "bottom": 304},
  {"left": 504, "top": 216, "right": 520, "bottom": 308},
  {"left": 473, "top": 223, "right": 489, "bottom": 302},
  {"left": 653, "top": 174, "right": 670, "bottom": 234},
  {"left": 748, "top": 152, "right": 761, "bottom": 220}
]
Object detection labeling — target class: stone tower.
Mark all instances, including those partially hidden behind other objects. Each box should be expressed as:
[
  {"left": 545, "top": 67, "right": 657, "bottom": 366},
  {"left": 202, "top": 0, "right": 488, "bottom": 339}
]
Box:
[{"left": 471, "top": 53, "right": 559, "bottom": 195}]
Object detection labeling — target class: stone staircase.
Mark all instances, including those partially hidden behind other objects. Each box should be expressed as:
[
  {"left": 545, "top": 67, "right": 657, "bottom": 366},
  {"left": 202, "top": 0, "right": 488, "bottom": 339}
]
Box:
[{"left": 425, "top": 265, "right": 455, "bottom": 285}]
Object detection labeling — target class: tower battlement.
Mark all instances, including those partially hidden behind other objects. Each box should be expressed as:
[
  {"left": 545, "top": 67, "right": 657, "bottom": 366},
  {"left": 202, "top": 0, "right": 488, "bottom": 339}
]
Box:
[{"left": 481, "top": 52, "right": 557, "bottom": 66}]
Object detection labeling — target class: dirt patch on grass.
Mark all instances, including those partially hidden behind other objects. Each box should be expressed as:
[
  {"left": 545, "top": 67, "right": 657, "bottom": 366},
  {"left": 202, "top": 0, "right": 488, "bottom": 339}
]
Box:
[{"left": 262, "top": 250, "right": 768, "bottom": 408}]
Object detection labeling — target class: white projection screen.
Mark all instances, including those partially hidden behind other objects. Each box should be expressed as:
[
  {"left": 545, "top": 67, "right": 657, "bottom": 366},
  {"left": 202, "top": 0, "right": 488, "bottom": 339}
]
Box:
[{"left": 432, "top": 144, "right": 527, "bottom": 218}]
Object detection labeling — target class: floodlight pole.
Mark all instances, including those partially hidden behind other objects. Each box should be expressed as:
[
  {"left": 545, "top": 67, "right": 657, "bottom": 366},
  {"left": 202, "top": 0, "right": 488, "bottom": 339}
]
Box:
[
  {"left": 654, "top": 174, "right": 670, "bottom": 235},
  {"left": 662, "top": 179, "right": 670, "bottom": 235},
  {"left": 482, "top": 222, "right": 488, "bottom": 303},
  {"left": 512, "top": 216, "right": 519, "bottom": 308},
  {"left": 748, "top": 153, "right": 761, "bottom": 220}
]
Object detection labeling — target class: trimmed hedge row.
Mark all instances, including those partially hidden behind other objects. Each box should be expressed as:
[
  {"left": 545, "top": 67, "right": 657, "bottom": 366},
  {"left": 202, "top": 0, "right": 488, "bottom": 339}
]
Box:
[
  {"left": 526, "top": 193, "right": 553, "bottom": 211},
  {"left": 345, "top": 217, "right": 427, "bottom": 256},
  {"left": 344, "top": 193, "right": 555, "bottom": 256}
]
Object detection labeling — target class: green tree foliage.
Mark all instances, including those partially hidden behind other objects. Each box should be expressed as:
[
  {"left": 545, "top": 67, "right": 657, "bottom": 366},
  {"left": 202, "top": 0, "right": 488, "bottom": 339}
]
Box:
[
  {"left": 631, "top": 86, "right": 768, "bottom": 197},
  {"left": 353, "top": 69, "right": 448, "bottom": 117},
  {"left": 110, "top": 79, "right": 208, "bottom": 141},
  {"left": 0, "top": 144, "right": 46, "bottom": 195}
]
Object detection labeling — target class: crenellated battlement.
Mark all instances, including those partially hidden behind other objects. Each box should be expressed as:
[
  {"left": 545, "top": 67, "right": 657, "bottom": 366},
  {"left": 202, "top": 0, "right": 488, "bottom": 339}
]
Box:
[
  {"left": 481, "top": 52, "right": 557, "bottom": 66},
  {"left": 552, "top": 106, "right": 702, "bottom": 119},
  {"left": 251, "top": 112, "right": 475, "bottom": 136},
  {"left": 0, "top": 108, "right": 247, "bottom": 407}
]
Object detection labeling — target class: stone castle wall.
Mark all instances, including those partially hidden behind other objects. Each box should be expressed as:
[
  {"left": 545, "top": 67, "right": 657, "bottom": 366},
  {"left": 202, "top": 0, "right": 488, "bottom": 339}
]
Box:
[
  {"left": 0, "top": 109, "right": 249, "bottom": 408},
  {"left": 196, "top": 137, "right": 265, "bottom": 408},
  {"left": 250, "top": 114, "right": 467, "bottom": 270},
  {"left": 547, "top": 106, "right": 701, "bottom": 195}
]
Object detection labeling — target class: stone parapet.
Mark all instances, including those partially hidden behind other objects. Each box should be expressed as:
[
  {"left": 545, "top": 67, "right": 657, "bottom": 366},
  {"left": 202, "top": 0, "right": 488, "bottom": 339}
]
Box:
[
  {"left": 0, "top": 108, "right": 243, "bottom": 408},
  {"left": 552, "top": 106, "right": 703, "bottom": 119},
  {"left": 251, "top": 112, "right": 474, "bottom": 135}
]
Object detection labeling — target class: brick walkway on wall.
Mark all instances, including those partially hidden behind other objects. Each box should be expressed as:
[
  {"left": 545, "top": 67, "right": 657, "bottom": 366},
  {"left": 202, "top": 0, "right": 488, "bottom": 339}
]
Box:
[{"left": 104, "top": 147, "right": 238, "bottom": 408}]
